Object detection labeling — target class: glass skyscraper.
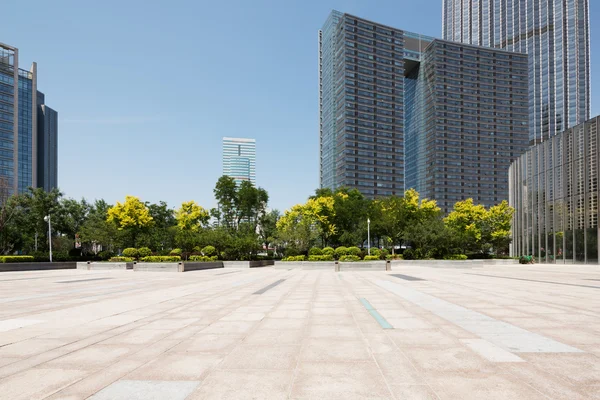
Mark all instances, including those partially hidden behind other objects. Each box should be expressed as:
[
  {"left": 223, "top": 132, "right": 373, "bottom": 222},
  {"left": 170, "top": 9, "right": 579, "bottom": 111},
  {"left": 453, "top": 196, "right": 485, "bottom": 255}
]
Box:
[
  {"left": 222, "top": 137, "right": 256, "bottom": 186},
  {"left": 0, "top": 42, "right": 58, "bottom": 195},
  {"left": 442, "top": 0, "right": 591, "bottom": 144},
  {"left": 319, "top": 11, "right": 529, "bottom": 212}
]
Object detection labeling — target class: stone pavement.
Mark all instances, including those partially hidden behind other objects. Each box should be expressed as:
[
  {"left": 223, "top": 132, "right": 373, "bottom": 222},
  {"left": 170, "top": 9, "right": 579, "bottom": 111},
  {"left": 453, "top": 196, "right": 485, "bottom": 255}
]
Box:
[{"left": 0, "top": 265, "right": 599, "bottom": 399}]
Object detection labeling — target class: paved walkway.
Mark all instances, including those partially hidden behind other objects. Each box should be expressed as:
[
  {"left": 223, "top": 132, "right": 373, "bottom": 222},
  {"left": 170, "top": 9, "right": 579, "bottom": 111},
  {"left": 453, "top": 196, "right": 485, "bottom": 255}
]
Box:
[{"left": 0, "top": 265, "right": 599, "bottom": 399}]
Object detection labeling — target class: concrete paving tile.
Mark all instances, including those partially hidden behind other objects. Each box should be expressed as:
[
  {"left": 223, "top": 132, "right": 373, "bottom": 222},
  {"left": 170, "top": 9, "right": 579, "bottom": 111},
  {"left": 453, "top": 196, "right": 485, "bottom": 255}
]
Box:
[
  {"left": 88, "top": 380, "right": 200, "bottom": 400},
  {"left": 220, "top": 312, "right": 266, "bottom": 321},
  {"left": 0, "top": 356, "right": 20, "bottom": 368},
  {"left": 301, "top": 339, "right": 371, "bottom": 362},
  {"left": 221, "top": 345, "right": 300, "bottom": 369},
  {"left": 0, "top": 338, "right": 69, "bottom": 358},
  {"left": 269, "top": 310, "right": 309, "bottom": 319},
  {"left": 171, "top": 334, "right": 243, "bottom": 353},
  {"left": 312, "top": 307, "right": 351, "bottom": 316},
  {"left": 200, "top": 321, "right": 255, "bottom": 335},
  {"left": 42, "top": 344, "right": 139, "bottom": 370},
  {"left": 0, "top": 367, "right": 87, "bottom": 400},
  {"left": 386, "top": 329, "right": 459, "bottom": 348},
  {"left": 187, "top": 369, "right": 293, "bottom": 400},
  {"left": 260, "top": 317, "right": 307, "bottom": 330},
  {"left": 307, "top": 324, "right": 362, "bottom": 339},
  {"left": 402, "top": 345, "right": 494, "bottom": 374},
  {"left": 373, "top": 351, "right": 424, "bottom": 385},
  {"left": 138, "top": 318, "right": 199, "bottom": 330},
  {"left": 290, "top": 362, "right": 392, "bottom": 400},
  {"left": 126, "top": 353, "right": 223, "bottom": 380},
  {"left": 389, "top": 384, "right": 441, "bottom": 399},
  {"left": 310, "top": 315, "right": 356, "bottom": 325},
  {"left": 387, "top": 317, "right": 433, "bottom": 330},
  {"left": 520, "top": 353, "right": 600, "bottom": 386},
  {"left": 429, "top": 371, "right": 548, "bottom": 400},
  {"left": 99, "top": 328, "right": 172, "bottom": 345},
  {"left": 243, "top": 329, "right": 304, "bottom": 346}
]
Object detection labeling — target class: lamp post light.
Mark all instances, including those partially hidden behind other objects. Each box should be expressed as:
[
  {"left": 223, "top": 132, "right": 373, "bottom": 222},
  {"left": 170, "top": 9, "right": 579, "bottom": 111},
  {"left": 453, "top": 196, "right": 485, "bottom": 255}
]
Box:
[
  {"left": 44, "top": 215, "right": 52, "bottom": 263},
  {"left": 367, "top": 218, "right": 371, "bottom": 256}
]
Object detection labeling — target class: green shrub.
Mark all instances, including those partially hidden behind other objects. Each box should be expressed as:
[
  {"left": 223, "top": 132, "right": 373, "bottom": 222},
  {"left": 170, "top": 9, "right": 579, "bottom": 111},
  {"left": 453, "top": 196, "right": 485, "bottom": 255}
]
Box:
[
  {"left": 363, "top": 255, "right": 380, "bottom": 261},
  {"left": 283, "top": 255, "right": 305, "bottom": 261},
  {"left": 201, "top": 245, "right": 216, "bottom": 256},
  {"left": 122, "top": 248, "right": 139, "bottom": 258},
  {"left": 109, "top": 257, "right": 135, "bottom": 262},
  {"left": 334, "top": 246, "right": 348, "bottom": 257},
  {"left": 369, "top": 248, "right": 381, "bottom": 258},
  {"left": 519, "top": 255, "right": 534, "bottom": 264},
  {"left": 138, "top": 247, "right": 152, "bottom": 258},
  {"left": 308, "top": 255, "right": 334, "bottom": 261},
  {"left": 444, "top": 254, "right": 468, "bottom": 260},
  {"left": 403, "top": 248, "right": 415, "bottom": 260},
  {"left": 308, "top": 247, "right": 323, "bottom": 256},
  {"left": 322, "top": 247, "right": 335, "bottom": 256},
  {"left": 140, "top": 256, "right": 181, "bottom": 262},
  {"left": 170, "top": 248, "right": 182, "bottom": 256},
  {"left": 386, "top": 254, "right": 403, "bottom": 260},
  {"left": 380, "top": 249, "right": 390, "bottom": 257},
  {"left": 97, "top": 251, "right": 114, "bottom": 261},
  {"left": 0, "top": 256, "right": 34, "bottom": 263},
  {"left": 189, "top": 255, "right": 218, "bottom": 262},
  {"left": 347, "top": 246, "right": 361, "bottom": 256},
  {"left": 339, "top": 255, "right": 360, "bottom": 262}
]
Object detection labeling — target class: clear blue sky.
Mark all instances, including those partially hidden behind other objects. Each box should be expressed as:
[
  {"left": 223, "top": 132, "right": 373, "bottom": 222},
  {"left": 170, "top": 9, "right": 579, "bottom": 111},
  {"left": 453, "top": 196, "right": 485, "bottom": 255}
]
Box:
[{"left": 2, "top": 0, "right": 599, "bottom": 213}]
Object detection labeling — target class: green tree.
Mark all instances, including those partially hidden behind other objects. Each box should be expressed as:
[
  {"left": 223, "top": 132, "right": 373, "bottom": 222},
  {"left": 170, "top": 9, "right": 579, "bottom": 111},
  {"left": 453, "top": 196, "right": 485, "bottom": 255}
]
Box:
[
  {"left": 79, "top": 200, "right": 119, "bottom": 254},
  {"left": 137, "top": 201, "right": 176, "bottom": 251},
  {"left": 213, "top": 176, "right": 238, "bottom": 229},
  {"left": 258, "top": 209, "right": 280, "bottom": 251},
  {"left": 482, "top": 200, "right": 514, "bottom": 255},
  {"left": 444, "top": 198, "right": 487, "bottom": 254}
]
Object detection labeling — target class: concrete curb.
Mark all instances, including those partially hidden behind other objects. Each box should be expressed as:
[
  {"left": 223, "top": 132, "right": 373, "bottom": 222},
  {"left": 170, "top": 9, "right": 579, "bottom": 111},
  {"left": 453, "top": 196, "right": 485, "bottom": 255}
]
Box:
[{"left": 0, "top": 262, "right": 77, "bottom": 272}]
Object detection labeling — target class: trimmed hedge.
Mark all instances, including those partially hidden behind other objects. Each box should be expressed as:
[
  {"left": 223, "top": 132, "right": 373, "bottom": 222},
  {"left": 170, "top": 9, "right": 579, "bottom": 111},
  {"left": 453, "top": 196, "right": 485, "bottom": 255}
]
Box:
[
  {"left": 140, "top": 256, "right": 181, "bottom": 263},
  {"left": 334, "top": 246, "right": 348, "bottom": 257},
  {"left": 339, "top": 255, "right": 361, "bottom": 262},
  {"left": 363, "top": 255, "right": 380, "bottom": 261},
  {"left": 443, "top": 254, "right": 468, "bottom": 260},
  {"left": 122, "top": 248, "right": 139, "bottom": 258},
  {"left": 347, "top": 246, "right": 361, "bottom": 256},
  {"left": 170, "top": 248, "right": 182, "bottom": 256},
  {"left": 322, "top": 247, "right": 335, "bottom": 256},
  {"left": 0, "top": 256, "right": 35, "bottom": 263},
  {"left": 283, "top": 255, "right": 305, "bottom": 261},
  {"left": 189, "top": 255, "right": 218, "bottom": 262},
  {"left": 201, "top": 246, "right": 216, "bottom": 256},
  {"left": 308, "top": 247, "right": 323, "bottom": 256},
  {"left": 369, "top": 248, "right": 381, "bottom": 258},
  {"left": 109, "top": 257, "right": 135, "bottom": 262},
  {"left": 138, "top": 247, "right": 152, "bottom": 258},
  {"left": 308, "top": 255, "right": 334, "bottom": 261}
]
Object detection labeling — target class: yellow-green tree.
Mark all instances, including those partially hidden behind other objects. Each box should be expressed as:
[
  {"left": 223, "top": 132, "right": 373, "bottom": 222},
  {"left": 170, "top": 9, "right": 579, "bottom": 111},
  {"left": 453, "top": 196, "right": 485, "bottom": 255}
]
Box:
[
  {"left": 277, "top": 196, "right": 337, "bottom": 253},
  {"left": 175, "top": 201, "right": 210, "bottom": 232},
  {"left": 484, "top": 200, "right": 514, "bottom": 254},
  {"left": 106, "top": 196, "right": 153, "bottom": 247}
]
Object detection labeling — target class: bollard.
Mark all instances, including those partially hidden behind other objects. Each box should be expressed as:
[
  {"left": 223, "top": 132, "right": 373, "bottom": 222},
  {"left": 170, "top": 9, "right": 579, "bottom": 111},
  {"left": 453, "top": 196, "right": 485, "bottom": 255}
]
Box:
[
  {"left": 335, "top": 261, "right": 340, "bottom": 272},
  {"left": 385, "top": 260, "right": 391, "bottom": 271}
]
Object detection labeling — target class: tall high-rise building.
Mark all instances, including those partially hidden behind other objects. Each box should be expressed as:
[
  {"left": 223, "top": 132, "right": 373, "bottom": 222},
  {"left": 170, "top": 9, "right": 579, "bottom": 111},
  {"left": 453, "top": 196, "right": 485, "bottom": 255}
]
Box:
[
  {"left": 442, "top": 0, "right": 591, "bottom": 144},
  {"left": 0, "top": 42, "right": 58, "bottom": 194},
  {"left": 319, "top": 11, "right": 432, "bottom": 197},
  {"left": 319, "top": 11, "right": 529, "bottom": 212},
  {"left": 222, "top": 137, "right": 256, "bottom": 186}
]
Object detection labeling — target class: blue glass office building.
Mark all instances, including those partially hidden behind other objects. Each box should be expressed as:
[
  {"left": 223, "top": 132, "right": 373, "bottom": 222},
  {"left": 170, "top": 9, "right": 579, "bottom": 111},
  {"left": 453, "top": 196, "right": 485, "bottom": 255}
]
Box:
[
  {"left": 0, "top": 42, "right": 57, "bottom": 194},
  {"left": 442, "top": 0, "right": 591, "bottom": 143}
]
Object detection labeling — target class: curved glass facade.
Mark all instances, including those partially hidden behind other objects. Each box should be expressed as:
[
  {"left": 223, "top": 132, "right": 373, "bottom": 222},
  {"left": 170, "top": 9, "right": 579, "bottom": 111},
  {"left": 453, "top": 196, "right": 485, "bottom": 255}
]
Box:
[
  {"left": 509, "top": 116, "right": 600, "bottom": 264},
  {"left": 442, "top": 0, "right": 591, "bottom": 144}
]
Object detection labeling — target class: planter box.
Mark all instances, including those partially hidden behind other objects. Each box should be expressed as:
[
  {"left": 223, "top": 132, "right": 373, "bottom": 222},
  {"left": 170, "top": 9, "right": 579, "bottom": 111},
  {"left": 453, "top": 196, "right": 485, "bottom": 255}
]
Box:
[
  {"left": 134, "top": 261, "right": 225, "bottom": 272},
  {"left": 182, "top": 262, "right": 224, "bottom": 271},
  {"left": 0, "top": 262, "right": 77, "bottom": 272},
  {"left": 223, "top": 260, "right": 275, "bottom": 269},
  {"left": 76, "top": 262, "right": 134, "bottom": 270},
  {"left": 339, "top": 261, "right": 387, "bottom": 271}
]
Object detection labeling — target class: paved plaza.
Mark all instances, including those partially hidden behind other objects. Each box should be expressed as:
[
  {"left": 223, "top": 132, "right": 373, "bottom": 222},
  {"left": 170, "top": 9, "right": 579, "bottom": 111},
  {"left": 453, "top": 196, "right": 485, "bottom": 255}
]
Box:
[{"left": 0, "top": 265, "right": 599, "bottom": 399}]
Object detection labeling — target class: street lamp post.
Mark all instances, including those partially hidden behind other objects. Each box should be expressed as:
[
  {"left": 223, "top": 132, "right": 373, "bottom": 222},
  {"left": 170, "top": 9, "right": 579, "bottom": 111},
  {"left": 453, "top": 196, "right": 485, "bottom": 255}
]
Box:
[
  {"left": 367, "top": 218, "right": 371, "bottom": 256},
  {"left": 44, "top": 215, "right": 52, "bottom": 263}
]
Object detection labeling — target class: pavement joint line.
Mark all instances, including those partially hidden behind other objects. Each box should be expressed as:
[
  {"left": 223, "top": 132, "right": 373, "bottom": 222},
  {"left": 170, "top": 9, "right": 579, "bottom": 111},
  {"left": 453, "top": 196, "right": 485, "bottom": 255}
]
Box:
[
  {"left": 253, "top": 279, "right": 286, "bottom": 295},
  {"left": 375, "top": 279, "right": 583, "bottom": 353},
  {"left": 359, "top": 298, "right": 393, "bottom": 329},
  {"left": 55, "top": 277, "right": 114, "bottom": 283},
  {"left": 390, "top": 273, "right": 425, "bottom": 281},
  {"left": 466, "top": 273, "right": 600, "bottom": 290}
]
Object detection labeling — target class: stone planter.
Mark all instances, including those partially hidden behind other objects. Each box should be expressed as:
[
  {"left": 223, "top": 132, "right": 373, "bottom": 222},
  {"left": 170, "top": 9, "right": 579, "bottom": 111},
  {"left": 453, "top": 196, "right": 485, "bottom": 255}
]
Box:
[
  {"left": 0, "top": 262, "right": 77, "bottom": 272},
  {"left": 134, "top": 262, "right": 182, "bottom": 272},
  {"left": 223, "top": 260, "right": 275, "bottom": 268},
  {"left": 76, "top": 262, "right": 134, "bottom": 270}
]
